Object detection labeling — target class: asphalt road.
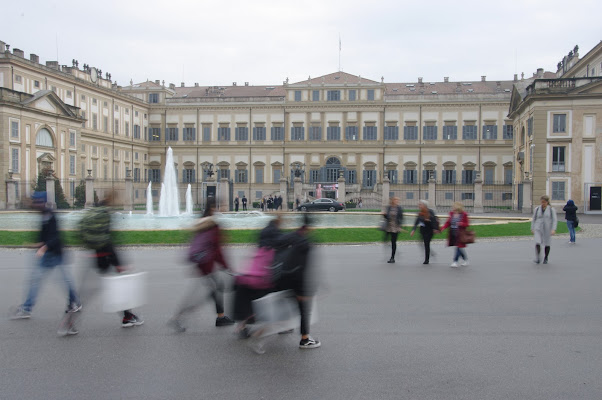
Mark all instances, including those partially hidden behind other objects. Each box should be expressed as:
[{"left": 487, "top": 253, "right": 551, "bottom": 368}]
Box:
[{"left": 1, "top": 238, "right": 601, "bottom": 400}]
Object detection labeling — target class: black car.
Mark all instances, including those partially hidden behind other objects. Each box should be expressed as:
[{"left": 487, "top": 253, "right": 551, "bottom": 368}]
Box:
[{"left": 297, "top": 198, "right": 345, "bottom": 212}]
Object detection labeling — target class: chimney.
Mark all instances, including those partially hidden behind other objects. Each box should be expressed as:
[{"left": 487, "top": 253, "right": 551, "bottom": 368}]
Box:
[
  {"left": 30, "top": 53, "right": 39, "bottom": 63},
  {"left": 155, "top": 79, "right": 160, "bottom": 85},
  {"left": 456, "top": 82, "right": 462, "bottom": 92},
  {"left": 0, "top": 41, "right": 6, "bottom": 52},
  {"left": 481, "top": 76, "right": 486, "bottom": 82},
  {"left": 13, "top": 48, "right": 25, "bottom": 58},
  {"left": 46, "top": 61, "right": 59, "bottom": 70},
  {"left": 169, "top": 83, "right": 175, "bottom": 89},
  {"left": 194, "top": 82, "right": 199, "bottom": 87},
  {"left": 245, "top": 82, "right": 249, "bottom": 86},
  {"left": 444, "top": 77, "right": 449, "bottom": 83},
  {"left": 536, "top": 68, "right": 544, "bottom": 78},
  {"left": 417, "top": 77, "right": 423, "bottom": 84},
  {"left": 233, "top": 82, "right": 237, "bottom": 86},
  {"left": 496, "top": 81, "right": 502, "bottom": 92},
  {"left": 181, "top": 82, "right": 185, "bottom": 87},
  {"left": 513, "top": 74, "right": 518, "bottom": 82}
]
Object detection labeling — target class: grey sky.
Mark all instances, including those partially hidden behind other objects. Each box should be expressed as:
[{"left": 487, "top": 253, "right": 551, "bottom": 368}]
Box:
[{"left": 3, "top": 0, "right": 601, "bottom": 86}]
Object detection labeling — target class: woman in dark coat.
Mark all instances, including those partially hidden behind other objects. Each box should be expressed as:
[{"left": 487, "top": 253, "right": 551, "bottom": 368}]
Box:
[
  {"left": 563, "top": 199, "right": 578, "bottom": 244},
  {"left": 439, "top": 201, "right": 470, "bottom": 267},
  {"left": 410, "top": 200, "right": 438, "bottom": 264},
  {"left": 383, "top": 197, "right": 404, "bottom": 263}
]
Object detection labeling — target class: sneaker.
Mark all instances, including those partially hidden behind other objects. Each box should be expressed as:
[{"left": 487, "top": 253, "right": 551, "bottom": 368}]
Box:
[
  {"left": 216, "top": 316, "right": 235, "bottom": 327},
  {"left": 461, "top": 260, "right": 469, "bottom": 267},
  {"left": 534, "top": 258, "right": 540, "bottom": 264},
  {"left": 543, "top": 258, "right": 548, "bottom": 264},
  {"left": 450, "top": 262, "right": 458, "bottom": 268},
  {"left": 66, "top": 302, "right": 82, "bottom": 313},
  {"left": 122, "top": 314, "right": 144, "bottom": 328},
  {"left": 387, "top": 258, "right": 395, "bottom": 264},
  {"left": 299, "top": 336, "right": 321, "bottom": 349},
  {"left": 58, "top": 324, "right": 79, "bottom": 336},
  {"left": 167, "top": 317, "right": 186, "bottom": 333},
  {"left": 9, "top": 306, "right": 31, "bottom": 320}
]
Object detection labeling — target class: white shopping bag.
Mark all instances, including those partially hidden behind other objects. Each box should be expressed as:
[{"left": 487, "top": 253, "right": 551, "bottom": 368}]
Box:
[
  {"left": 101, "top": 272, "right": 148, "bottom": 313},
  {"left": 252, "top": 290, "right": 318, "bottom": 337}
]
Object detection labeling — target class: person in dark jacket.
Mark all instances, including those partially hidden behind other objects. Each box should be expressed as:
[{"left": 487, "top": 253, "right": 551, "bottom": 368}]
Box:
[
  {"left": 242, "top": 195, "right": 247, "bottom": 211},
  {"left": 410, "top": 200, "right": 438, "bottom": 264},
  {"left": 440, "top": 202, "right": 470, "bottom": 267},
  {"left": 168, "top": 198, "right": 234, "bottom": 332},
  {"left": 563, "top": 199, "right": 578, "bottom": 244},
  {"left": 383, "top": 197, "right": 404, "bottom": 263},
  {"left": 234, "top": 195, "right": 240, "bottom": 212},
  {"left": 10, "top": 192, "right": 80, "bottom": 327}
]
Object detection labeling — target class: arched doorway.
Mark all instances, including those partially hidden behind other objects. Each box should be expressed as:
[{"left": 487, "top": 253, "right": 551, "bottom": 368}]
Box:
[{"left": 326, "top": 157, "right": 341, "bottom": 183}]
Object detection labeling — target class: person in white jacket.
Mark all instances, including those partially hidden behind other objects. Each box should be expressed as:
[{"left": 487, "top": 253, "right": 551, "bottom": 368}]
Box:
[{"left": 531, "top": 195, "right": 558, "bottom": 264}]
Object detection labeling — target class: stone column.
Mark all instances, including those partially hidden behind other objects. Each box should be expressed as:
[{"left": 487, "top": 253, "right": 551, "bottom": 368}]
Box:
[
  {"left": 522, "top": 178, "right": 533, "bottom": 214},
  {"left": 382, "top": 176, "right": 390, "bottom": 210},
  {"left": 46, "top": 174, "right": 56, "bottom": 210},
  {"left": 219, "top": 177, "right": 230, "bottom": 211},
  {"left": 85, "top": 170, "right": 95, "bottom": 208},
  {"left": 124, "top": 170, "right": 133, "bottom": 211},
  {"left": 279, "top": 178, "right": 288, "bottom": 210},
  {"left": 428, "top": 172, "right": 436, "bottom": 207},
  {"left": 473, "top": 171, "right": 484, "bottom": 213},
  {"left": 293, "top": 177, "right": 302, "bottom": 207},
  {"left": 337, "top": 172, "right": 346, "bottom": 205},
  {"left": 6, "top": 172, "right": 16, "bottom": 210}
]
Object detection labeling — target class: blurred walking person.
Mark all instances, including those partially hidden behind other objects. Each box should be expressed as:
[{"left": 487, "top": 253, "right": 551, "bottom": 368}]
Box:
[
  {"left": 242, "top": 194, "right": 247, "bottom": 211},
  {"left": 410, "top": 200, "right": 439, "bottom": 264},
  {"left": 440, "top": 202, "right": 470, "bottom": 267},
  {"left": 9, "top": 192, "right": 80, "bottom": 327},
  {"left": 168, "top": 198, "right": 234, "bottom": 332},
  {"left": 531, "top": 195, "right": 558, "bottom": 264},
  {"left": 383, "top": 197, "right": 403, "bottom": 263},
  {"left": 563, "top": 199, "right": 578, "bottom": 244}
]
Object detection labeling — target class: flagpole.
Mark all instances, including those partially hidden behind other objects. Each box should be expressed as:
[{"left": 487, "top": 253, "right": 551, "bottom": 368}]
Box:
[{"left": 338, "top": 34, "right": 341, "bottom": 71}]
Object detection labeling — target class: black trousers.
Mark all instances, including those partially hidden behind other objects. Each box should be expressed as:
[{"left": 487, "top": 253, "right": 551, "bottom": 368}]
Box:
[{"left": 421, "top": 228, "right": 433, "bottom": 262}]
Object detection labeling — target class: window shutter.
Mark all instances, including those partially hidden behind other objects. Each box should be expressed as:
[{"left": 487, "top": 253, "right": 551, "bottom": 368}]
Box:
[
  {"left": 494, "top": 125, "right": 498, "bottom": 139},
  {"left": 395, "top": 126, "right": 399, "bottom": 139},
  {"left": 363, "top": 126, "right": 366, "bottom": 140},
  {"left": 452, "top": 170, "right": 456, "bottom": 184},
  {"left": 363, "top": 170, "right": 368, "bottom": 187},
  {"left": 553, "top": 117, "right": 558, "bottom": 132}
]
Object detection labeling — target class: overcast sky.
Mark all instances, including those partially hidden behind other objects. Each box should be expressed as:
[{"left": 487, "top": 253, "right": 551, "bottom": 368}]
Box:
[{"left": 2, "top": 0, "right": 601, "bottom": 86}]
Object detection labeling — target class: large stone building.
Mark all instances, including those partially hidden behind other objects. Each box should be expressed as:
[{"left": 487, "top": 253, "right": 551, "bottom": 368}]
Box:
[{"left": 2, "top": 38, "right": 598, "bottom": 212}]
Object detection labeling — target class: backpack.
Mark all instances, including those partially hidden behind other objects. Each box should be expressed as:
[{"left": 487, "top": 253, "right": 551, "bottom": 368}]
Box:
[
  {"left": 79, "top": 207, "right": 112, "bottom": 250},
  {"left": 188, "top": 230, "right": 214, "bottom": 264}
]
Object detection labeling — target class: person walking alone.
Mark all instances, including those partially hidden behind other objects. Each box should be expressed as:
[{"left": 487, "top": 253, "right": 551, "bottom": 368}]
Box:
[
  {"left": 439, "top": 202, "right": 470, "bottom": 267},
  {"left": 242, "top": 194, "right": 247, "bottom": 211},
  {"left": 531, "top": 195, "right": 557, "bottom": 264},
  {"left": 410, "top": 200, "right": 439, "bottom": 264},
  {"left": 383, "top": 197, "right": 403, "bottom": 263},
  {"left": 235, "top": 195, "right": 240, "bottom": 212},
  {"left": 563, "top": 199, "right": 578, "bottom": 244}
]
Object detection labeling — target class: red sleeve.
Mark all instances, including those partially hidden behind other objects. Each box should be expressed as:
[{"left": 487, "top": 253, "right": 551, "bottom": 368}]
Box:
[
  {"left": 462, "top": 213, "right": 470, "bottom": 228},
  {"left": 440, "top": 212, "right": 452, "bottom": 231}
]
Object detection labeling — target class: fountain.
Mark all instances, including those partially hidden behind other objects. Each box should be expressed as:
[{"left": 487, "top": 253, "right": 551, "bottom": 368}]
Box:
[
  {"left": 146, "top": 182, "right": 153, "bottom": 215},
  {"left": 158, "top": 147, "right": 180, "bottom": 217},
  {"left": 185, "top": 184, "right": 193, "bottom": 215}
]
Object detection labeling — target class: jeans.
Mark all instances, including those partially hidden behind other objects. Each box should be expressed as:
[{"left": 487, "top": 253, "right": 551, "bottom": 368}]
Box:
[
  {"left": 453, "top": 247, "right": 467, "bottom": 262},
  {"left": 566, "top": 220, "right": 576, "bottom": 243},
  {"left": 22, "top": 252, "right": 79, "bottom": 312}
]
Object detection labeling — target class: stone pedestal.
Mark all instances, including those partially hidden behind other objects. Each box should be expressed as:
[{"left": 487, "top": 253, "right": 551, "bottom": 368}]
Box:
[
  {"left": 6, "top": 178, "right": 16, "bottom": 210},
  {"left": 522, "top": 179, "right": 533, "bottom": 214},
  {"left": 293, "top": 177, "right": 302, "bottom": 206},
  {"left": 337, "top": 175, "right": 346, "bottom": 205},
  {"left": 124, "top": 176, "right": 133, "bottom": 211},
  {"left": 428, "top": 174, "right": 436, "bottom": 206},
  {"left": 219, "top": 177, "right": 230, "bottom": 211},
  {"left": 279, "top": 178, "right": 288, "bottom": 210},
  {"left": 473, "top": 173, "right": 484, "bottom": 213},
  {"left": 382, "top": 176, "right": 390, "bottom": 210},
  {"left": 85, "top": 174, "right": 95, "bottom": 208},
  {"left": 46, "top": 177, "right": 56, "bottom": 210}
]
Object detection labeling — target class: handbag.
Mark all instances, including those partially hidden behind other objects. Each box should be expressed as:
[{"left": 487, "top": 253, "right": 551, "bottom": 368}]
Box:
[
  {"left": 459, "top": 229, "right": 476, "bottom": 244},
  {"left": 188, "top": 231, "right": 213, "bottom": 264},
  {"left": 574, "top": 216, "right": 579, "bottom": 228}
]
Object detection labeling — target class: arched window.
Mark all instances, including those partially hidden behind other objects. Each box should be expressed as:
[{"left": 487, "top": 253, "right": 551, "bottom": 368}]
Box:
[
  {"left": 326, "top": 157, "right": 341, "bottom": 165},
  {"left": 326, "top": 157, "right": 341, "bottom": 182},
  {"left": 36, "top": 128, "right": 54, "bottom": 147}
]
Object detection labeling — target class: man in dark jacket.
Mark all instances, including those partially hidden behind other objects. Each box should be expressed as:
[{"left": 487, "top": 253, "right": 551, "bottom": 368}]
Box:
[
  {"left": 10, "top": 192, "right": 80, "bottom": 330},
  {"left": 242, "top": 195, "right": 248, "bottom": 211},
  {"left": 563, "top": 199, "right": 578, "bottom": 244}
]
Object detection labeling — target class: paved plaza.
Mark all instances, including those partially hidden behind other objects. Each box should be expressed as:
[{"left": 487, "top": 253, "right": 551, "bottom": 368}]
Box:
[{"left": 1, "top": 236, "right": 602, "bottom": 400}]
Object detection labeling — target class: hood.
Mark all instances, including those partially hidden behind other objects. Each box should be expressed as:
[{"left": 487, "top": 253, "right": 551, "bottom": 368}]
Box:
[
  {"left": 566, "top": 199, "right": 575, "bottom": 206},
  {"left": 193, "top": 216, "right": 217, "bottom": 232}
]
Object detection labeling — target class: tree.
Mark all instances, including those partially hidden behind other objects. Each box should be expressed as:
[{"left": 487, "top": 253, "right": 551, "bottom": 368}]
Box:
[
  {"left": 74, "top": 180, "right": 86, "bottom": 208},
  {"left": 32, "top": 169, "right": 70, "bottom": 209}
]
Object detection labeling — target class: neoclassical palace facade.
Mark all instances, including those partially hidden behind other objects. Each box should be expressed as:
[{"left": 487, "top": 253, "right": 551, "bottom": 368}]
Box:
[{"left": 1, "top": 39, "right": 600, "bottom": 212}]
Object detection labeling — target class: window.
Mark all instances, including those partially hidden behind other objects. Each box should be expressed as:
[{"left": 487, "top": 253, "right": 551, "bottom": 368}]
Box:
[
  {"left": 345, "top": 126, "right": 358, "bottom": 141},
  {"left": 363, "top": 126, "right": 377, "bottom": 141},
  {"left": 235, "top": 169, "right": 248, "bottom": 183},
  {"left": 135, "top": 111, "right": 139, "bottom": 117},
  {"left": 484, "top": 193, "right": 493, "bottom": 201},
  {"left": 406, "top": 192, "right": 414, "bottom": 200},
  {"left": 553, "top": 114, "right": 566, "bottom": 133},
  {"left": 149, "top": 127, "right": 161, "bottom": 141},
  {"left": 218, "top": 127, "right": 230, "bottom": 141},
  {"left": 183, "top": 169, "right": 195, "bottom": 183},
  {"left": 81, "top": 111, "right": 86, "bottom": 128},
  {"left": 503, "top": 125, "right": 513, "bottom": 139},
  {"left": 527, "top": 117, "right": 533, "bottom": 136},
  {"left": 327, "top": 90, "right": 341, "bottom": 101},
  {"left": 134, "top": 125, "right": 141, "bottom": 139},
  {"left": 81, "top": 94, "right": 86, "bottom": 101},
  {"left": 423, "top": 170, "right": 436, "bottom": 184},
  {"left": 403, "top": 170, "right": 417, "bottom": 184},
  {"left": 115, "top": 105, "right": 119, "bottom": 112},
  {"left": 15, "top": 75, "right": 22, "bottom": 83},
  {"left": 67, "top": 90, "right": 72, "bottom": 98},
  {"left": 462, "top": 193, "right": 474, "bottom": 200},
  {"left": 11, "top": 148, "right": 19, "bottom": 172},
  {"left": 219, "top": 168, "right": 230, "bottom": 180},
  {"left": 502, "top": 193, "right": 512, "bottom": 201},
  {"left": 291, "top": 126, "right": 305, "bottom": 141},
  {"left": 235, "top": 127, "right": 248, "bottom": 141},
  {"left": 347, "top": 170, "right": 357, "bottom": 184},
  {"left": 327, "top": 126, "right": 341, "bottom": 141},
  {"left": 125, "top": 108, "right": 129, "bottom": 115},
  {"left": 484, "top": 168, "right": 494, "bottom": 184},
  {"left": 11, "top": 121, "right": 19, "bottom": 138},
  {"left": 443, "top": 125, "right": 457, "bottom": 140},
  {"left": 91, "top": 114, "right": 97, "bottom": 130},
  {"left": 36, "top": 128, "right": 54, "bottom": 147},
  {"left": 103, "top": 116, "right": 108, "bottom": 133},
  {"left": 135, "top": 152, "right": 139, "bottom": 160},
  {"left": 552, "top": 181, "right": 565, "bottom": 201},
  {"left": 253, "top": 127, "right": 266, "bottom": 141},
  {"left": 125, "top": 122, "right": 129, "bottom": 137},
  {"left": 114, "top": 120, "right": 119, "bottom": 134},
  {"left": 445, "top": 192, "right": 454, "bottom": 200},
  {"left": 34, "top": 80, "right": 40, "bottom": 88},
  {"left": 183, "top": 127, "right": 195, "bottom": 141},
  {"left": 552, "top": 146, "right": 565, "bottom": 172},
  {"left": 134, "top": 168, "right": 141, "bottom": 183},
  {"left": 255, "top": 168, "right": 264, "bottom": 183},
  {"left": 104, "top": 147, "right": 108, "bottom": 156},
  {"left": 149, "top": 93, "right": 159, "bottom": 103},
  {"left": 273, "top": 168, "right": 281, "bottom": 183},
  {"left": 271, "top": 126, "right": 283, "bottom": 141},
  {"left": 92, "top": 98, "right": 97, "bottom": 105},
  {"left": 483, "top": 124, "right": 498, "bottom": 140},
  {"left": 203, "top": 126, "right": 211, "bottom": 141},
  {"left": 443, "top": 170, "right": 456, "bottom": 184},
  {"left": 404, "top": 126, "right": 418, "bottom": 140},
  {"left": 367, "top": 89, "right": 375, "bottom": 101},
  {"left": 384, "top": 126, "right": 399, "bottom": 140},
  {"left": 309, "top": 126, "right": 322, "bottom": 141},
  {"left": 348, "top": 90, "right": 356, "bottom": 101},
  {"left": 423, "top": 125, "right": 437, "bottom": 140},
  {"left": 166, "top": 127, "right": 178, "bottom": 141},
  {"left": 386, "top": 170, "right": 398, "bottom": 184},
  {"left": 463, "top": 125, "right": 477, "bottom": 140},
  {"left": 69, "top": 131, "right": 76, "bottom": 147},
  {"left": 81, "top": 144, "right": 86, "bottom": 152},
  {"left": 309, "top": 170, "right": 320, "bottom": 184},
  {"left": 462, "top": 170, "right": 475, "bottom": 184},
  {"left": 504, "top": 168, "right": 512, "bottom": 185},
  {"left": 294, "top": 91, "right": 302, "bottom": 102},
  {"left": 312, "top": 90, "right": 320, "bottom": 101},
  {"left": 69, "top": 155, "right": 75, "bottom": 175},
  {"left": 256, "top": 191, "right": 262, "bottom": 200},
  {"left": 363, "top": 170, "right": 376, "bottom": 188},
  {"left": 149, "top": 169, "right": 161, "bottom": 182}
]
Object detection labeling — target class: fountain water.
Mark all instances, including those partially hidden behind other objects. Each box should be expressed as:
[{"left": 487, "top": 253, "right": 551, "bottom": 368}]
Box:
[
  {"left": 146, "top": 182, "right": 153, "bottom": 215},
  {"left": 158, "top": 147, "right": 181, "bottom": 217},
  {"left": 185, "top": 184, "right": 193, "bottom": 215}
]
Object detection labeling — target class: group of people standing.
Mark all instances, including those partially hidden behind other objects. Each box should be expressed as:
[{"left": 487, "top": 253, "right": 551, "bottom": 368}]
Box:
[
  {"left": 234, "top": 195, "right": 248, "bottom": 212},
  {"left": 260, "top": 195, "right": 284, "bottom": 212}
]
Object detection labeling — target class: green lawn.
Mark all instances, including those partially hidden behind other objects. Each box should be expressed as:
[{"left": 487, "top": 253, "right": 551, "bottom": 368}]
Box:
[{"left": 0, "top": 222, "right": 574, "bottom": 246}]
